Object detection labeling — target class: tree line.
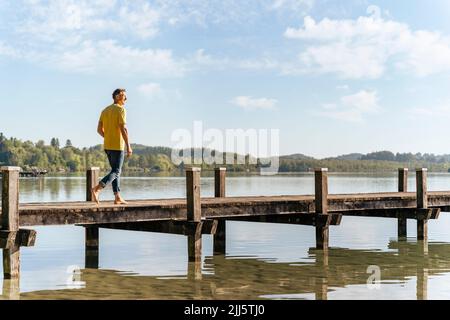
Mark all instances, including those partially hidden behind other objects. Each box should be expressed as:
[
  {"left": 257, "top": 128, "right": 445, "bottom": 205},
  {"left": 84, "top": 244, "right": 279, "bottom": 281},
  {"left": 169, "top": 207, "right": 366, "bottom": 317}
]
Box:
[{"left": 2, "top": 133, "right": 450, "bottom": 173}]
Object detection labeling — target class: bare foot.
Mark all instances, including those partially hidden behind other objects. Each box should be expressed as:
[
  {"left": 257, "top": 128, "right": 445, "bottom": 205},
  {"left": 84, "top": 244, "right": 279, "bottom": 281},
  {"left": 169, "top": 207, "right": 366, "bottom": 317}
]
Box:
[
  {"left": 91, "top": 187, "right": 100, "bottom": 205},
  {"left": 114, "top": 197, "right": 128, "bottom": 205}
]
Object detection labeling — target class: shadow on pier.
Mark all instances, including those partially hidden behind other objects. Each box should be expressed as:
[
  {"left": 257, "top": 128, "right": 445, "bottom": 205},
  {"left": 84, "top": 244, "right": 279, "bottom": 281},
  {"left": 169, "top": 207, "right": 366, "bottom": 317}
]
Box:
[{"left": 4, "top": 239, "right": 449, "bottom": 300}]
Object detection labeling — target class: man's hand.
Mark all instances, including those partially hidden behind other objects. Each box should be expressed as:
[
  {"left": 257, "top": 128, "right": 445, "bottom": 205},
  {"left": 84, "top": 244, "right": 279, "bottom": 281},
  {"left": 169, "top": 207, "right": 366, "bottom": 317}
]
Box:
[
  {"left": 127, "top": 146, "right": 133, "bottom": 158},
  {"left": 97, "top": 121, "right": 104, "bottom": 138}
]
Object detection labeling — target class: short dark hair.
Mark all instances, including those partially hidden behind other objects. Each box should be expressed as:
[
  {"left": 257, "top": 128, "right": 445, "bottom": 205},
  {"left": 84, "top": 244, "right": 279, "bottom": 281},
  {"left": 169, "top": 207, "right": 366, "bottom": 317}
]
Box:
[{"left": 112, "top": 88, "right": 126, "bottom": 100}]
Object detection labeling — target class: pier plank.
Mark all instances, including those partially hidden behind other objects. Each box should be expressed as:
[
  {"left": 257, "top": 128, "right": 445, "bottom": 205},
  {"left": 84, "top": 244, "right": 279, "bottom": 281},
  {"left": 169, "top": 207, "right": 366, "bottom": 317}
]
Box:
[{"left": 11, "top": 191, "right": 450, "bottom": 227}]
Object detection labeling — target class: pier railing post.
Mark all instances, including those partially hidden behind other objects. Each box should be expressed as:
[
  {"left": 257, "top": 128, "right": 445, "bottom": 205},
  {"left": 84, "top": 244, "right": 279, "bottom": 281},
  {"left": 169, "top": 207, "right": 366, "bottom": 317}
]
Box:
[
  {"left": 214, "top": 168, "right": 226, "bottom": 255},
  {"left": 1, "top": 167, "right": 21, "bottom": 279},
  {"left": 186, "top": 167, "right": 202, "bottom": 263},
  {"left": 214, "top": 167, "right": 226, "bottom": 198},
  {"left": 85, "top": 167, "right": 100, "bottom": 268},
  {"left": 416, "top": 168, "right": 428, "bottom": 241},
  {"left": 315, "top": 168, "right": 329, "bottom": 250},
  {"left": 398, "top": 168, "right": 408, "bottom": 239},
  {"left": 86, "top": 167, "right": 100, "bottom": 202},
  {"left": 186, "top": 167, "right": 201, "bottom": 222}
]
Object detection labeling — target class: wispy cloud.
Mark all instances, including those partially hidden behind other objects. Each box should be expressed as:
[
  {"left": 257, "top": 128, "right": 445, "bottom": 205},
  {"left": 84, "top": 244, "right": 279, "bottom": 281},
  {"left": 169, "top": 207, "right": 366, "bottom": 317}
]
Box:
[
  {"left": 46, "top": 40, "right": 185, "bottom": 77},
  {"left": 318, "top": 90, "right": 380, "bottom": 122},
  {"left": 411, "top": 104, "right": 450, "bottom": 118},
  {"left": 285, "top": 6, "right": 450, "bottom": 79},
  {"left": 137, "top": 82, "right": 163, "bottom": 99},
  {"left": 231, "top": 96, "right": 278, "bottom": 110},
  {"left": 0, "top": 41, "right": 19, "bottom": 58},
  {"left": 17, "top": 0, "right": 160, "bottom": 42}
]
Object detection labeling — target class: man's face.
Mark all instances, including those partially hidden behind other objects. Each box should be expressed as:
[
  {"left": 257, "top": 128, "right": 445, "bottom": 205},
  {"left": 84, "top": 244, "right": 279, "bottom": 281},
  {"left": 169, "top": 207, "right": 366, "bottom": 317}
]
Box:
[{"left": 115, "top": 91, "right": 127, "bottom": 104}]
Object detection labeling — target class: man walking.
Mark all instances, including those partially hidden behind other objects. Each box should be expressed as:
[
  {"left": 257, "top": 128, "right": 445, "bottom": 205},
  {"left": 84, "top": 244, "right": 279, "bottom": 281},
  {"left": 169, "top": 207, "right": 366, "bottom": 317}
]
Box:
[{"left": 92, "top": 88, "right": 132, "bottom": 205}]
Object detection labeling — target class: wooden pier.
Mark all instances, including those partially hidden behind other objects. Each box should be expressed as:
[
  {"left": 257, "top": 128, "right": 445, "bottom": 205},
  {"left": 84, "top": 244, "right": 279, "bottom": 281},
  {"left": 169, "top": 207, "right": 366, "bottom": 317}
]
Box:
[{"left": 0, "top": 166, "right": 449, "bottom": 281}]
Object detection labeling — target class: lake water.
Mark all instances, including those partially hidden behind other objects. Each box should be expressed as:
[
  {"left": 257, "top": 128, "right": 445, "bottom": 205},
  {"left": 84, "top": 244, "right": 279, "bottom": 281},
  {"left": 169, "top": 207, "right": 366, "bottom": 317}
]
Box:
[{"left": 3, "top": 172, "right": 450, "bottom": 300}]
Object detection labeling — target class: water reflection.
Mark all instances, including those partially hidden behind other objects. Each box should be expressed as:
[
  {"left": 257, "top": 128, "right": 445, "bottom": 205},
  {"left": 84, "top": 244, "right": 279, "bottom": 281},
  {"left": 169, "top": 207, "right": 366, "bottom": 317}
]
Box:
[{"left": 6, "top": 240, "right": 450, "bottom": 300}]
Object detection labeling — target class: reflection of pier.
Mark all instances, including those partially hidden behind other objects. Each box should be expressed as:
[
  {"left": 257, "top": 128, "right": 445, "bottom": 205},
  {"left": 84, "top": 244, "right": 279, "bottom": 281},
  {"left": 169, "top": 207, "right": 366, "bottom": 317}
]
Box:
[
  {"left": 7, "top": 240, "right": 450, "bottom": 300},
  {"left": 0, "top": 165, "right": 448, "bottom": 283}
]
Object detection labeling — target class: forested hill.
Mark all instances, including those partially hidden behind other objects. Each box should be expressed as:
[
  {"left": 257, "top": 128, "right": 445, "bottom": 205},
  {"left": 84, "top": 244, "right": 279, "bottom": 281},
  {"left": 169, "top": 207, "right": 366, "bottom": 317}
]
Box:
[{"left": 1, "top": 133, "right": 450, "bottom": 173}]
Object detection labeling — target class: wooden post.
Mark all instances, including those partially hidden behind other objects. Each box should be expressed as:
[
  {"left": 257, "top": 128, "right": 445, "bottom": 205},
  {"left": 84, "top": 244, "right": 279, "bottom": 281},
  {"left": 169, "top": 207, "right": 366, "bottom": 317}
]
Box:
[
  {"left": 416, "top": 168, "right": 428, "bottom": 241},
  {"left": 186, "top": 167, "right": 201, "bottom": 222},
  {"left": 85, "top": 227, "right": 99, "bottom": 269},
  {"left": 398, "top": 168, "right": 408, "bottom": 239},
  {"left": 213, "top": 168, "right": 226, "bottom": 255},
  {"left": 315, "top": 168, "right": 329, "bottom": 250},
  {"left": 86, "top": 167, "right": 100, "bottom": 202},
  {"left": 1, "top": 167, "right": 21, "bottom": 279},
  {"left": 186, "top": 168, "right": 202, "bottom": 263},
  {"left": 214, "top": 167, "right": 226, "bottom": 198},
  {"left": 85, "top": 168, "right": 100, "bottom": 268}
]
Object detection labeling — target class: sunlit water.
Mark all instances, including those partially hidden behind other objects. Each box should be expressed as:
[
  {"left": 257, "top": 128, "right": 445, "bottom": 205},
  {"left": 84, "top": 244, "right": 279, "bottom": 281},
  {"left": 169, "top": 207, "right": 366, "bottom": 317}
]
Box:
[{"left": 3, "top": 172, "right": 450, "bottom": 300}]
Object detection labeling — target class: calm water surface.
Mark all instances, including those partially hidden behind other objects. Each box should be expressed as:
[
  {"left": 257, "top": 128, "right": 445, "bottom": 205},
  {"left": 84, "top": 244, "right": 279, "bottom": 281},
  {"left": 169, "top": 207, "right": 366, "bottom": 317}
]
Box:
[{"left": 3, "top": 172, "right": 450, "bottom": 300}]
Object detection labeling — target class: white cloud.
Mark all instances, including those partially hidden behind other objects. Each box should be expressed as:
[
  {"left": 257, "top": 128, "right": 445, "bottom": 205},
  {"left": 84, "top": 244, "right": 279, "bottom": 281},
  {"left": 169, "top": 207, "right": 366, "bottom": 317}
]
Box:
[
  {"left": 285, "top": 7, "right": 450, "bottom": 78},
  {"left": 411, "top": 104, "right": 450, "bottom": 117},
  {"left": 47, "top": 40, "right": 184, "bottom": 77},
  {"left": 0, "top": 42, "right": 19, "bottom": 59},
  {"left": 270, "top": 0, "right": 315, "bottom": 12},
  {"left": 18, "top": 0, "right": 160, "bottom": 41},
  {"left": 231, "top": 96, "right": 278, "bottom": 110},
  {"left": 190, "top": 48, "right": 280, "bottom": 73},
  {"left": 118, "top": 2, "right": 161, "bottom": 39},
  {"left": 137, "top": 82, "right": 163, "bottom": 98},
  {"left": 318, "top": 90, "right": 379, "bottom": 122}
]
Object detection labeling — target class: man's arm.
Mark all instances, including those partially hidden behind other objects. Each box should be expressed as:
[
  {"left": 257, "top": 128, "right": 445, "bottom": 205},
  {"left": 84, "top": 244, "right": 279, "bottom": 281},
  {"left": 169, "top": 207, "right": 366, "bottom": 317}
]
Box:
[
  {"left": 97, "top": 121, "right": 104, "bottom": 138},
  {"left": 119, "top": 123, "right": 132, "bottom": 157}
]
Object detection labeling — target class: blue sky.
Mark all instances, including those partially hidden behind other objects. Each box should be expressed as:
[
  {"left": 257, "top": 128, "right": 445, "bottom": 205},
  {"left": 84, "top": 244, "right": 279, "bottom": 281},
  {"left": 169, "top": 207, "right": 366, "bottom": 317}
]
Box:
[{"left": 2, "top": 0, "right": 450, "bottom": 158}]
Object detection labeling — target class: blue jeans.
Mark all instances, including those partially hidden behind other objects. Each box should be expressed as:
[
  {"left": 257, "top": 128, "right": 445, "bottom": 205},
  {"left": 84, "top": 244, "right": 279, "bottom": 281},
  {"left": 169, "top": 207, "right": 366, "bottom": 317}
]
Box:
[{"left": 100, "top": 150, "right": 125, "bottom": 193}]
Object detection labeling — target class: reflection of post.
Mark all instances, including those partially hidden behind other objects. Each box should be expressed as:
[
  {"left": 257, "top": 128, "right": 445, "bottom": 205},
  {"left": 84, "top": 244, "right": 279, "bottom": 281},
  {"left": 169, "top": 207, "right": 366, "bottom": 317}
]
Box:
[
  {"left": 398, "top": 168, "right": 408, "bottom": 239},
  {"left": 214, "top": 221, "right": 226, "bottom": 255},
  {"left": 416, "top": 169, "right": 428, "bottom": 241},
  {"left": 186, "top": 168, "right": 202, "bottom": 277},
  {"left": 187, "top": 260, "right": 202, "bottom": 281},
  {"left": 315, "top": 168, "right": 329, "bottom": 250},
  {"left": 2, "top": 279, "right": 20, "bottom": 300},
  {"left": 214, "top": 167, "right": 226, "bottom": 255},
  {"left": 85, "top": 227, "right": 99, "bottom": 269},
  {"left": 416, "top": 266, "right": 428, "bottom": 300},
  {"left": 1, "top": 167, "right": 21, "bottom": 280},
  {"left": 314, "top": 249, "right": 329, "bottom": 300}
]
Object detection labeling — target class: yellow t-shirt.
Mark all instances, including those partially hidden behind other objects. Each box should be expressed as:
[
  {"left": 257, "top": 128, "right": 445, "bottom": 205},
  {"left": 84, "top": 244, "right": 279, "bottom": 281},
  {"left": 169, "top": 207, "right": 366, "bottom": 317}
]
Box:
[{"left": 99, "top": 104, "right": 127, "bottom": 151}]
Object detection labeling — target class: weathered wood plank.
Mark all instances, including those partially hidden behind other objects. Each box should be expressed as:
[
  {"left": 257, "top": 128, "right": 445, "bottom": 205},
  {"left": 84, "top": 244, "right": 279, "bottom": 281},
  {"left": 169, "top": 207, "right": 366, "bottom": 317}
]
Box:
[
  {"left": 86, "top": 220, "right": 218, "bottom": 236},
  {"left": 338, "top": 208, "right": 439, "bottom": 220},
  {"left": 224, "top": 213, "right": 342, "bottom": 226}
]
